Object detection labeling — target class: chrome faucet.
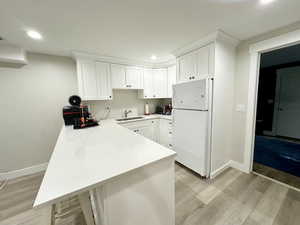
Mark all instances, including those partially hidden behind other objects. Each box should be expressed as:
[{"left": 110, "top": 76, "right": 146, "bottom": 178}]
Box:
[{"left": 124, "top": 109, "right": 132, "bottom": 118}]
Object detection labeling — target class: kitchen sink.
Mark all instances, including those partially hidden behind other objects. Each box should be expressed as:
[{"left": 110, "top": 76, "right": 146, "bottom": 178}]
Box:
[{"left": 116, "top": 116, "right": 144, "bottom": 121}]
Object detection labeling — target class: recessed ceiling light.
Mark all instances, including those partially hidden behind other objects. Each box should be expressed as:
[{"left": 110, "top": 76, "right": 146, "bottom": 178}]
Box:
[
  {"left": 260, "top": 0, "right": 274, "bottom": 5},
  {"left": 151, "top": 55, "right": 157, "bottom": 60},
  {"left": 26, "top": 30, "right": 43, "bottom": 40}
]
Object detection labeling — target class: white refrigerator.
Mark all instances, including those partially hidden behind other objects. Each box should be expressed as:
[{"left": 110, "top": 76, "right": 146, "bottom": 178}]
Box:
[{"left": 172, "top": 78, "right": 213, "bottom": 177}]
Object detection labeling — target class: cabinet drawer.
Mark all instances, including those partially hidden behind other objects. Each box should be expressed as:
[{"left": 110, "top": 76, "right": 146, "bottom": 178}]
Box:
[{"left": 120, "top": 119, "right": 157, "bottom": 128}]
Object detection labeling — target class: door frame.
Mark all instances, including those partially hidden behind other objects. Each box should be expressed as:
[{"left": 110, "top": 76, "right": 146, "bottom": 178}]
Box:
[{"left": 244, "top": 29, "right": 300, "bottom": 172}]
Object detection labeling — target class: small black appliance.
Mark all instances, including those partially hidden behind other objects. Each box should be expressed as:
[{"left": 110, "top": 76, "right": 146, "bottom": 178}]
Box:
[{"left": 62, "top": 95, "right": 98, "bottom": 129}]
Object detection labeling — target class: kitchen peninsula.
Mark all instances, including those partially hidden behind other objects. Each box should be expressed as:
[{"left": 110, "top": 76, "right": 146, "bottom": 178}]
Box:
[{"left": 34, "top": 119, "right": 176, "bottom": 225}]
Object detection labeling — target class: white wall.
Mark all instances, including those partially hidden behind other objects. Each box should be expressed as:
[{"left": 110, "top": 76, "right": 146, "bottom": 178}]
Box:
[
  {"left": 231, "top": 21, "right": 300, "bottom": 165},
  {"left": 0, "top": 53, "right": 78, "bottom": 172},
  {"left": 211, "top": 39, "right": 236, "bottom": 174}
]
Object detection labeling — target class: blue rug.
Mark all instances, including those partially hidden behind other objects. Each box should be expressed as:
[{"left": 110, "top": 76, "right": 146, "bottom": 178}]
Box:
[{"left": 254, "top": 136, "right": 300, "bottom": 177}]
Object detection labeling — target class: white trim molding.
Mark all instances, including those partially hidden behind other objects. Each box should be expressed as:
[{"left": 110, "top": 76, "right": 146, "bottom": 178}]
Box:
[
  {"left": 229, "top": 160, "right": 249, "bottom": 173},
  {"left": 72, "top": 51, "right": 176, "bottom": 68},
  {"left": 0, "top": 163, "right": 48, "bottom": 180},
  {"left": 244, "top": 28, "right": 300, "bottom": 173},
  {"left": 172, "top": 30, "right": 240, "bottom": 57},
  {"left": 210, "top": 161, "right": 231, "bottom": 179},
  {"left": 210, "top": 160, "right": 249, "bottom": 179}
]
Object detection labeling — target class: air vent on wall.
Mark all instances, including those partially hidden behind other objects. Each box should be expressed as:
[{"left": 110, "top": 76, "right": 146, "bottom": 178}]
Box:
[{"left": 0, "top": 42, "right": 27, "bottom": 68}]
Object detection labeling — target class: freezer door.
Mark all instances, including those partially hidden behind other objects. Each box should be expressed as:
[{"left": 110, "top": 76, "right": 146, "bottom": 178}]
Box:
[
  {"left": 173, "top": 79, "right": 209, "bottom": 110},
  {"left": 172, "top": 109, "right": 209, "bottom": 176}
]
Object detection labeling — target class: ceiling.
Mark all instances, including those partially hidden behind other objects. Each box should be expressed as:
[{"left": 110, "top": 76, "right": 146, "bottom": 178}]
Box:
[{"left": 1, "top": 0, "right": 300, "bottom": 63}]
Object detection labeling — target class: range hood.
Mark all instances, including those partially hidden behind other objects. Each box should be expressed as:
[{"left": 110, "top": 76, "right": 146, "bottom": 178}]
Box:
[{"left": 0, "top": 41, "right": 27, "bottom": 68}]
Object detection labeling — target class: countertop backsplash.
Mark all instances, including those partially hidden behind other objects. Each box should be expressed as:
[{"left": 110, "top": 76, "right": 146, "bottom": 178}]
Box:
[{"left": 86, "top": 90, "right": 165, "bottom": 120}]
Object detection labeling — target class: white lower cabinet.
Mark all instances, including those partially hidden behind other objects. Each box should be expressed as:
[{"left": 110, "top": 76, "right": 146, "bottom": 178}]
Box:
[
  {"left": 120, "top": 118, "right": 172, "bottom": 149},
  {"left": 121, "top": 119, "right": 159, "bottom": 142},
  {"left": 159, "top": 119, "right": 173, "bottom": 149}
]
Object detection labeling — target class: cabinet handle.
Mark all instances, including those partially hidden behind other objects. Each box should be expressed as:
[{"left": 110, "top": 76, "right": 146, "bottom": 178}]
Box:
[
  {"left": 144, "top": 95, "right": 147, "bottom": 98},
  {"left": 169, "top": 122, "right": 172, "bottom": 125},
  {"left": 109, "top": 96, "right": 112, "bottom": 98},
  {"left": 169, "top": 144, "right": 173, "bottom": 147},
  {"left": 189, "top": 77, "right": 191, "bottom": 80},
  {"left": 192, "top": 76, "right": 195, "bottom": 79},
  {"left": 169, "top": 131, "right": 172, "bottom": 134}
]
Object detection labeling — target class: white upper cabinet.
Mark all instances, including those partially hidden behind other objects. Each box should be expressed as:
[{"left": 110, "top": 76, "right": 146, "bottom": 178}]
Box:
[
  {"left": 139, "top": 68, "right": 168, "bottom": 99},
  {"left": 177, "top": 51, "right": 196, "bottom": 82},
  {"left": 126, "top": 67, "right": 143, "bottom": 89},
  {"left": 78, "top": 59, "right": 98, "bottom": 100},
  {"left": 95, "top": 62, "right": 112, "bottom": 100},
  {"left": 195, "top": 45, "right": 210, "bottom": 80},
  {"left": 111, "top": 64, "right": 143, "bottom": 89},
  {"left": 142, "top": 69, "right": 154, "bottom": 99},
  {"left": 153, "top": 69, "right": 168, "bottom": 98},
  {"left": 111, "top": 64, "right": 126, "bottom": 89},
  {"left": 177, "top": 44, "right": 213, "bottom": 83},
  {"left": 167, "top": 65, "right": 176, "bottom": 98},
  {"left": 77, "top": 59, "right": 112, "bottom": 100}
]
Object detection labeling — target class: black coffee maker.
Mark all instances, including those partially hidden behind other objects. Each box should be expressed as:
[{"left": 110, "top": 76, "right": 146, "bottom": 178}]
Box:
[{"left": 62, "top": 95, "right": 98, "bottom": 129}]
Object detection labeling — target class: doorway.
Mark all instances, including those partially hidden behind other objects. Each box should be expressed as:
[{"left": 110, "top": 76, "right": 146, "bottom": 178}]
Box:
[{"left": 253, "top": 44, "right": 300, "bottom": 189}]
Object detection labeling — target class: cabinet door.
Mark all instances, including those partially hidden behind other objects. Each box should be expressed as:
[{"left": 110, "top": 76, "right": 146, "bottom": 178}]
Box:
[
  {"left": 177, "top": 52, "right": 196, "bottom": 82},
  {"left": 143, "top": 69, "right": 154, "bottom": 98},
  {"left": 195, "top": 45, "right": 210, "bottom": 79},
  {"left": 167, "top": 65, "right": 176, "bottom": 98},
  {"left": 153, "top": 69, "right": 168, "bottom": 98},
  {"left": 137, "top": 125, "right": 154, "bottom": 140},
  {"left": 111, "top": 64, "right": 126, "bottom": 89},
  {"left": 77, "top": 59, "right": 98, "bottom": 100},
  {"left": 126, "top": 67, "right": 142, "bottom": 89},
  {"left": 95, "top": 62, "right": 112, "bottom": 100},
  {"left": 159, "top": 119, "right": 173, "bottom": 148}
]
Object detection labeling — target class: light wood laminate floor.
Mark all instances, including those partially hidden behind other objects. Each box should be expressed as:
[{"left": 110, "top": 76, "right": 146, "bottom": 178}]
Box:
[
  {"left": 175, "top": 163, "right": 300, "bottom": 225},
  {"left": 1, "top": 164, "right": 300, "bottom": 225}
]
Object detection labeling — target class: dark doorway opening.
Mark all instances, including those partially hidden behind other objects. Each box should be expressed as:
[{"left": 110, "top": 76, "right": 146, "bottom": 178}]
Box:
[{"left": 253, "top": 44, "right": 300, "bottom": 189}]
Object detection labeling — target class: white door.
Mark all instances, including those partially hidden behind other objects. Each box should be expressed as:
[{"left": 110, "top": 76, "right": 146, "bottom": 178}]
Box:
[
  {"left": 153, "top": 69, "right": 167, "bottom": 98},
  {"left": 126, "top": 67, "right": 142, "bottom": 89},
  {"left": 173, "top": 109, "right": 209, "bottom": 176},
  {"left": 143, "top": 69, "right": 154, "bottom": 99},
  {"left": 178, "top": 51, "right": 196, "bottom": 82},
  {"left": 167, "top": 65, "right": 176, "bottom": 98},
  {"left": 78, "top": 60, "right": 98, "bottom": 100},
  {"left": 111, "top": 64, "right": 126, "bottom": 89},
  {"left": 95, "top": 62, "right": 112, "bottom": 100},
  {"left": 195, "top": 45, "right": 210, "bottom": 79},
  {"left": 276, "top": 67, "right": 300, "bottom": 139},
  {"left": 173, "top": 79, "right": 209, "bottom": 110}
]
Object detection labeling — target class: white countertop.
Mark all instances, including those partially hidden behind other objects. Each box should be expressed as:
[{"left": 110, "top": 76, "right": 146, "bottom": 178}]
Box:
[{"left": 34, "top": 115, "right": 175, "bottom": 207}]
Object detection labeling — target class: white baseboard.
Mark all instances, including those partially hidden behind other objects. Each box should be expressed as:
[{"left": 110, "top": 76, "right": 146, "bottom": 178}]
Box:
[
  {"left": 0, "top": 163, "right": 48, "bottom": 180},
  {"left": 210, "top": 161, "right": 231, "bottom": 179},
  {"left": 210, "top": 160, "right": 249, "bottom": 179},
  {"left": 229, "top": 160, "right": 249, "bottom": 173}
]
